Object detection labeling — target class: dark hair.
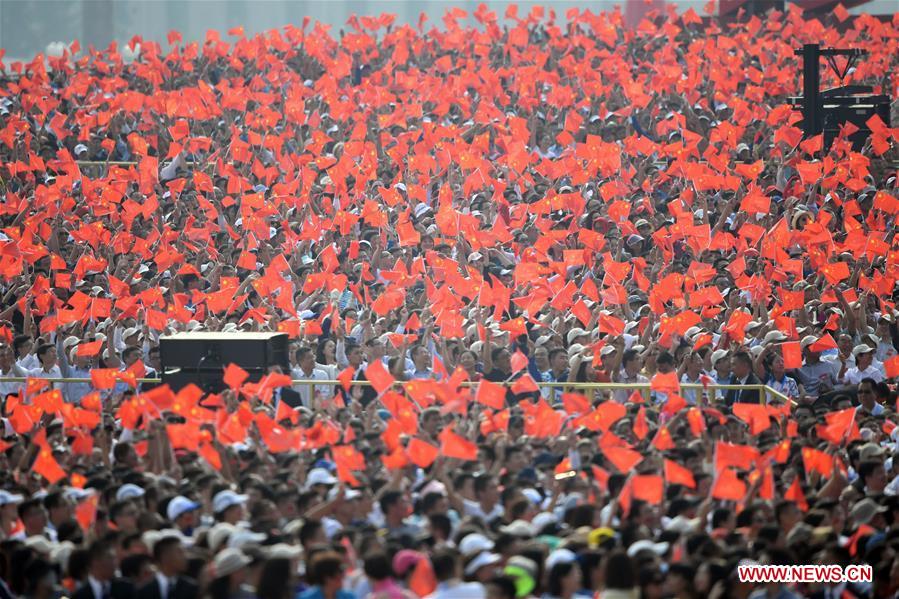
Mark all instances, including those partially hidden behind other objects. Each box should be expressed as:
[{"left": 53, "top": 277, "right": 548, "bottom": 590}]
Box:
[
  {"left": 622, "top": 349, "right": 640, "bottom": 367},
  {"left": 17, "top": 498, "right": 42, "bottom": 521},
  {"left": 43, "top": 491, "right": 65, "bottom": 512},
  {"left": 487, "top": 574, "right": 517, "bottom": 599},
  {"left": 12, "top": 335, "right": 31, "bottom": 355},
  {"left": 428, "top": 514, "right": 452, "bottom": 540},
  {"left": 579, "top": 550, "right": 603, "bottom": 591},
  {"left": 379, "top": 490, "right": 403, "bottom": 515},
  {"left": 603, "top": 551, "right": 635, "bottom": 590},
  {"left": 733, "top": 351, "right": 753, "bottom": 368},
  {"left": 473, "top": 474, "right": 494, "bottom": 497},
  {"left": 547, "top": 561, "right": 577, "bottom": 596},
  {"left": 858, "top": 460, "right": 884, "bottom": 483},
  {"left": 420, "top": 492, "right": 445, "bottom": 515},
  {"left": 656, "top": 351, "right": 675, "bottom": 367},
  {"left": 87, "top": 540, "right": 113, "bottom": 566},
  {"left": 120, "top": 553, "right": 152, "bottom": 581},
  {"left": 22, "top": 558, "right": 54, "bottom": 595},
  {"left": 153, "top": 535, "right": 181, "bottom": 563},
  {"left": 36, "top": 343, "right": 55, "bottom": 362},
  {"left": 431, "top": 547, "right": 459, "bottom": 582},
  {"left": 299, "top": 520, "right": 323, "bottom": 546},
  {"left": 306, "top": 551, "right": 344, "bottom": 586},
  {"left": 362, "top": 551, "right": 393, "bottom": 581},
  {"left": 122, "top": 346, "right": 141, "bottom": 362},
  {"left": 296, "top": 346, "right": 314, "bottom": 363},
  {"left": 256, "top": 557, "right": 292, "bottom": 599}
]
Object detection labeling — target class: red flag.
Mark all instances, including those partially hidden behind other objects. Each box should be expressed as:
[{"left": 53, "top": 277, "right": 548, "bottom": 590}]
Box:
[
  {"left": 633, "top": 406, "right": 648, "bottom": 440},
  {"left": 782, "top": 342, "right": 802, "bottom": 370},
  {"left": 711, "top": 468, "right": 746, "bottom": 501},
  {"left": 631, "top": 475, "right": 664, "bottom": 504},
  {"left": 664, "top": 459, "right": 696, "bottom": 489},
  {"left": 33, "top": 449, "right": 66, "bottom": 484},
  {"left": 223, "top": 363, "right": 249, "bottom": 390},
  {"left": 476, "top": 379, "right": 507, "bottom": 410},
  {"left": 784, "top": 477, "right": 808, "bottom": 511},
  {"left": 602, "top": 445, "right": 643, "bottom": 473},
  {"left": 439, "top": 428, "right": 478, "bottom": 461},
  {"left": 365, "top": 360, "right": 395, "bottom": 395},
  {"left": 407, "top": 438, "right": 440, "bottom": 469}
]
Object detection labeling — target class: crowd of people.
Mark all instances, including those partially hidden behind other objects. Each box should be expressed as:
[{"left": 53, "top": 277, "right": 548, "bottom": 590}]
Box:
[{"left": 0, "top": 2, "right": 897, "bottom": 598}]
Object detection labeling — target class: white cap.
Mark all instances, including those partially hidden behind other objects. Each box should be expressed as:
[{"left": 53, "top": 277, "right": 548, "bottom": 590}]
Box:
[
  {"left": 227, "top": 527, "right": 267, "bottom": 549},
  {"left": 711, "top": 349, "right": 730, "bottom": 366},
  {"left": 464, "top": 552, "right": 501, "bottom": 576},
  {"left": 567, "top": 328, "right": 587, "bottom": 344},
  {"left": 116, "top": 483, "right": 146, "bottom": 502},
  {"left": 852, "top": 344, "right": 875, "bottom": 357},
  {"left": 25, "top": 536, "right": 55, "bottom": 555},
  {"left": 763, "top": 330, "right": 788, "bottom": 344},
  {"left": 546, "top": 548, "right": 578, "bottom": 570},
  {"left": 213, "top": 548, "right": 252, "bottom": 577},
  {"left": 0, "top": 490, "right": 24, "bottom": 506},
  {"left": 207, "top": 523, "right": 236, "bottom": 552},
  {"left": 531, "top": 512, "right": 558, "bottom": 533},
  {"left": 627, "top": 539, "right": 670, "bottom": 558},
  {"left": 167, "top": 496, "right": 201, "bottom": 521},
  {"left": 213, "top": 490, "right": 249, "bottom": 514},
  {"left": 500, "top": 520, "right": 535, "bottom": 537},
  {"left": 459, "top": 533, "right": 494, "bottom": 556},
  {"left": 305, "top": 468, "right": 338, "bottom": 488},
  {"left": 266, "top": 543, "right": 303, "bottom": 560},
  {"left": 467, "top": 252, "right": 483, "bottom": 262}
]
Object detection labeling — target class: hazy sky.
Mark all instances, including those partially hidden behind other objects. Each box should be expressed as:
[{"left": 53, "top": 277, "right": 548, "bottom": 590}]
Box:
[{"left": 0, "top": 0, "right": 894, "bottom": 61}]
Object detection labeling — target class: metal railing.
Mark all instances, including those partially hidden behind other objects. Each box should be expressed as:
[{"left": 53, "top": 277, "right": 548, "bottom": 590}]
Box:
[{"left": 2, "top": 377, "right": 792, "bottom": 405}]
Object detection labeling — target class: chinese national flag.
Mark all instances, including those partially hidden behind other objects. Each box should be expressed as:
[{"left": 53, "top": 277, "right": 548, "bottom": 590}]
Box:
[
  {"left": 90, "top": 369, "right": 118, "bottom": 390},
  {"left": 476, "top": 379, "right": 507, "bottom": 410},
  {"left": 439, "top": 428, "right": 478, "bottom": 461},
  {"left": 782, "top": 341, "right": 802, "bottom": 369},
  {"left": 664, "top": 459, "right": 696, "bottom": 489},
  {"left": 365, "top": 360, "right": 395, "bottom": 395},
  {"left": 33, "top": 449, "right": 66, "bottom": 485},
  {"left": 75, "top": 493, "right": 99, "bottom": 532},
  {"left": 651, "top": 371, "right": 680, "bottom": 395},
  {"left": 223, "top": 363, "right": 249, "bottom": 390},
  {"left": 76, "top": 340, "right": 103, "bottom": 357},
  {"left": 784, "top": 477, "right": 808, "bottom": 511},
  {"left": 633, "top": 406, "right": 648, "bottom": 440},
  {"left": 632, "top": 475, "right": 664, "bottom": 504},
  {"left": 885, "top": 355, "right": 899, "bottom": 378},
  {"left": 715, "top": 441, "right": 760, "bottom": 472},
  {"left": 602, "top": 445, "right": 643, "bottom": 473},
  {"left": 407, "top": 438, "right": 440, "bottom": 468},
  {"left": 711, "top": 468, "right": 746, "bottom": 501}
]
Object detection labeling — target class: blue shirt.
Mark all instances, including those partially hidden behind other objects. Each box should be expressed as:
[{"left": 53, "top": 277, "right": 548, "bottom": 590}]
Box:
[{"left": 297, "top": 587, "right": 356, "bottom": 599}]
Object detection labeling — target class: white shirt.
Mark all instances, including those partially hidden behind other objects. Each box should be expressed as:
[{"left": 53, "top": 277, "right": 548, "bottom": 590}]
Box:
[
  {"left": 462, "top": 498, "right": 503, "bottom": 523},
  {"left": 17, "top": 354, "right": 39, "bottom": 371},
  {"left": 156, "top": 572, "right": 174, "bottom": 599},
  {"left": 0, "top": 364, "right": 27, "bottom": 398},
  {"left": 290, "top": 366, "right": 331, "bottom": 406},
  {"left": 28, "top": 364, "right": 62, "bottom": 387},
  {"left": 843, "top": 363, "right": 884, "bottom": 385},
  {"left": 87, "top": 575, "right": 109, "bottom": 599}
]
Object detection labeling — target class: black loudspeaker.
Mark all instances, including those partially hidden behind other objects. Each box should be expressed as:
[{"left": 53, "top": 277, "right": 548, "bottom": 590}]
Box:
[{"left": 159, "top": 332, "right": 290, "bottom": 392}]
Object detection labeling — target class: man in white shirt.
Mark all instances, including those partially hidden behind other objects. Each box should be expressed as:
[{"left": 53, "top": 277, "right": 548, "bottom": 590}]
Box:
[
  {"left": 28, "top": 343, "right": 63, "bottom": 388},
  {"left": 0, "top": 343, "right": 27, "bottom": 400},
  {"left": 291, "top": 346, "right": 330, "bottom": 407},
  {"left": 843, "top": 345, "right": 884, "bottom": 385}
]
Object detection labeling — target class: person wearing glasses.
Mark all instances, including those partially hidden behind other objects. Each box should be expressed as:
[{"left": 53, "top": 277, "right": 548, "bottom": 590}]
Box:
[{"left": 856, "top": 378, "right": 884, "bottom": 416}]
